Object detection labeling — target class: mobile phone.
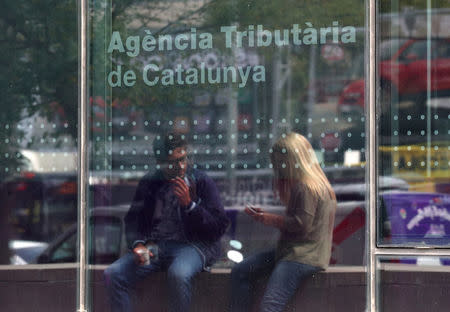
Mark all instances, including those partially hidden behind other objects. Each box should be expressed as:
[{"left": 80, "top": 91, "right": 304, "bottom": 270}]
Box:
[{"left": 246, "top": 204, "right": 259, "bottom": 214}]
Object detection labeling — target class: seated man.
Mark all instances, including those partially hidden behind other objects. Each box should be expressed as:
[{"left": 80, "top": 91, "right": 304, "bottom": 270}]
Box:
[{"left": 104, "top": 133, "right": 229, "bottom": 312}]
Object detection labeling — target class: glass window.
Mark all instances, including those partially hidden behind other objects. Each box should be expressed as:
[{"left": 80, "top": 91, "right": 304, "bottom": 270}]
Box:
[
  {"left": 90, "top": 0, "right": 367, "bottom": 260},
  {"left": 8, "top": 0, "right": 449, "bottom": 311},
  {"left": 377, "top": 1, "right": 450, "bottom": 248},
  {"left": 0, "top": 0, "right": 78, "bottom": 266},
  {"left": 89, "top": 0, "right": 367, "bottom": 311}
]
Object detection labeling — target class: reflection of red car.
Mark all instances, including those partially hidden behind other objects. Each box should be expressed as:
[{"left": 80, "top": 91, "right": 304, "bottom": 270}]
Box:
[
  {"left": 4, "top": 171, "right": 77, "bottom": 242},
  {"left": 338, "top": 38, "right": 450, "bottom": 113}
]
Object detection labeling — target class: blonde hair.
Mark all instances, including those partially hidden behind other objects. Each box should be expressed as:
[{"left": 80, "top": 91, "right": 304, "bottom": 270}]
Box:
[{"left": 270, "top": 132, "right": 336, "bottom": 204}]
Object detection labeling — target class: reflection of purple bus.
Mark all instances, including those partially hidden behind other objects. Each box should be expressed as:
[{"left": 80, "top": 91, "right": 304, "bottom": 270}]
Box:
[{"left": 382, "top": 192, "right": 450, "bottom": 246}]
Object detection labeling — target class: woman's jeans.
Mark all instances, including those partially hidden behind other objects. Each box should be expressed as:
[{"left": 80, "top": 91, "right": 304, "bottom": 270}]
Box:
[
  {"left": 104, "top": 241, "right": 203, "bottom": 312},
  {"left": 230, "top": 249, "right": 320, "bottom": 312}
]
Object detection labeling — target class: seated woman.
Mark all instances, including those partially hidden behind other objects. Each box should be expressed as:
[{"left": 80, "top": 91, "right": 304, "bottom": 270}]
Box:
[{"left": 230, "top": 132, "right": 336, "bottom": 312}]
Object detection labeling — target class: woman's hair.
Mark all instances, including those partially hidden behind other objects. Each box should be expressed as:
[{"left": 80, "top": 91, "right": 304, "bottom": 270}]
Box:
[{"left": 270, "top": 132, "right": 335, "bottom": 204}]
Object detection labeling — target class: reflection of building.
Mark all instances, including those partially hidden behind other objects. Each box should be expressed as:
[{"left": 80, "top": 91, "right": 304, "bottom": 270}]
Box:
[{"left": 380, "top": 8, "right": 450, "bottom": 38}]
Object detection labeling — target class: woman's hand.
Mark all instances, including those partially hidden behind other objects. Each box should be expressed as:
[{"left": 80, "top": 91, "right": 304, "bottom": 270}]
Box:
[
  {"left": 245, "top": 205, "right": 285, "bottom": 229},
  {"left": 244, "top": 205, "right": 264, "bottom": 220}
]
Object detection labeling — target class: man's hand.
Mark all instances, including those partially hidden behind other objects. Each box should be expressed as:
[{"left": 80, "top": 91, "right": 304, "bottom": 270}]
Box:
[
  {"left": 171, "top": 177, "right": 192, "bottom": 207},
  {"left": 133, "top": 244, "right": 153, "bottom": 265},
  {"left": 245, "top": 205, "right": 285, "bottom": 229}
]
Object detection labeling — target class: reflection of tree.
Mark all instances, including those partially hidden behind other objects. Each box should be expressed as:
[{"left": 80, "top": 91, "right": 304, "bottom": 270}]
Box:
[
  {"left": 1, "top": 0, "right": 78, "bottom": 135},
  {"left": 106, "top": 0, "right": 365, "bottom": 123},
  {"left": 204, "top": 0, "right": 364, "bottom": 27},
  {"left": 92, "top": 0, "right": 225, "bottom": 123},
  {"left": 0, "top": 0, "right": 78, "bottom": 260},
  {"left": 0, "top": 0, "right": 78, "bottom": 175}
]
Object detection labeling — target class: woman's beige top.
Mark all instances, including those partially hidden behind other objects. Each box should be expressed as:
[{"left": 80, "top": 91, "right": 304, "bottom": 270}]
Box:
[{"left": 276, "top": 183, "right": 336, "bottom": 269}]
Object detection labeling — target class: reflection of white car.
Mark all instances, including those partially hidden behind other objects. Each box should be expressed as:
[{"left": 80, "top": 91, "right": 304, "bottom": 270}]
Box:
[
  {"left": 35, "top": 205, "right": 242, "bottom": 268},
  {"left": 10, "top": 240, "right": 49, "bottom": 265},
  {"left": 20, "top": 149, "right": 77, "bottom": 173},
  {"left": 37, "top": 206, "right": 128, "bottom": 264}
]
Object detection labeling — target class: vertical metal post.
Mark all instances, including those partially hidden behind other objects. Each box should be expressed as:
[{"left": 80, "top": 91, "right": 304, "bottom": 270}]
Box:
[
  {"left": 77, "top": 0, "right": 88, "bottom": 310},
  {"left": 426, "top": 0, "right": 432, "bottom": 178},
  {"left": 367, "top": 0, "right": 377, "bottom": 311}
]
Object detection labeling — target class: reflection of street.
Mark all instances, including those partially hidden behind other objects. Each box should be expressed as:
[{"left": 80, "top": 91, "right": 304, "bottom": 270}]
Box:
[
  {"left": 338, "top": 8, "right": 450, "bottom": 115},
  {"left": 223, "top": 200, "right": 368, "bottom": 266},
  {"left": 221, "top": 172, "right": 409, "bottom": 266},
  {"left": 339, "top": 55, "right": 449, "bottom": 117},
  {"left": 25, "top": 175, "right": 448, "bottom": 267},
  {"left": 2, "top": 153, "right": 419, "bottom": 267}
]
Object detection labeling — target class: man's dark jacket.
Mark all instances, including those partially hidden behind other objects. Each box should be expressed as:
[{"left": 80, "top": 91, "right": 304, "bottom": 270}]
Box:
[{"left": 124, "top": 168, "right": 229, "bottom": 269}]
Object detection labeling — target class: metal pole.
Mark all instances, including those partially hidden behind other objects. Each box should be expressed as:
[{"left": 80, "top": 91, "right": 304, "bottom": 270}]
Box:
[
  {"left": 368, "top": 0, "right": 377, "bottom": 311},
  {"left": 375, "top": 248, "right": 450, "bottom": 257},
  {"left": 426, "top": 0, "right": 432, "bottom": 178},
  {"left": 77, "top": 0, "right": 88, "bottom": 310}
]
